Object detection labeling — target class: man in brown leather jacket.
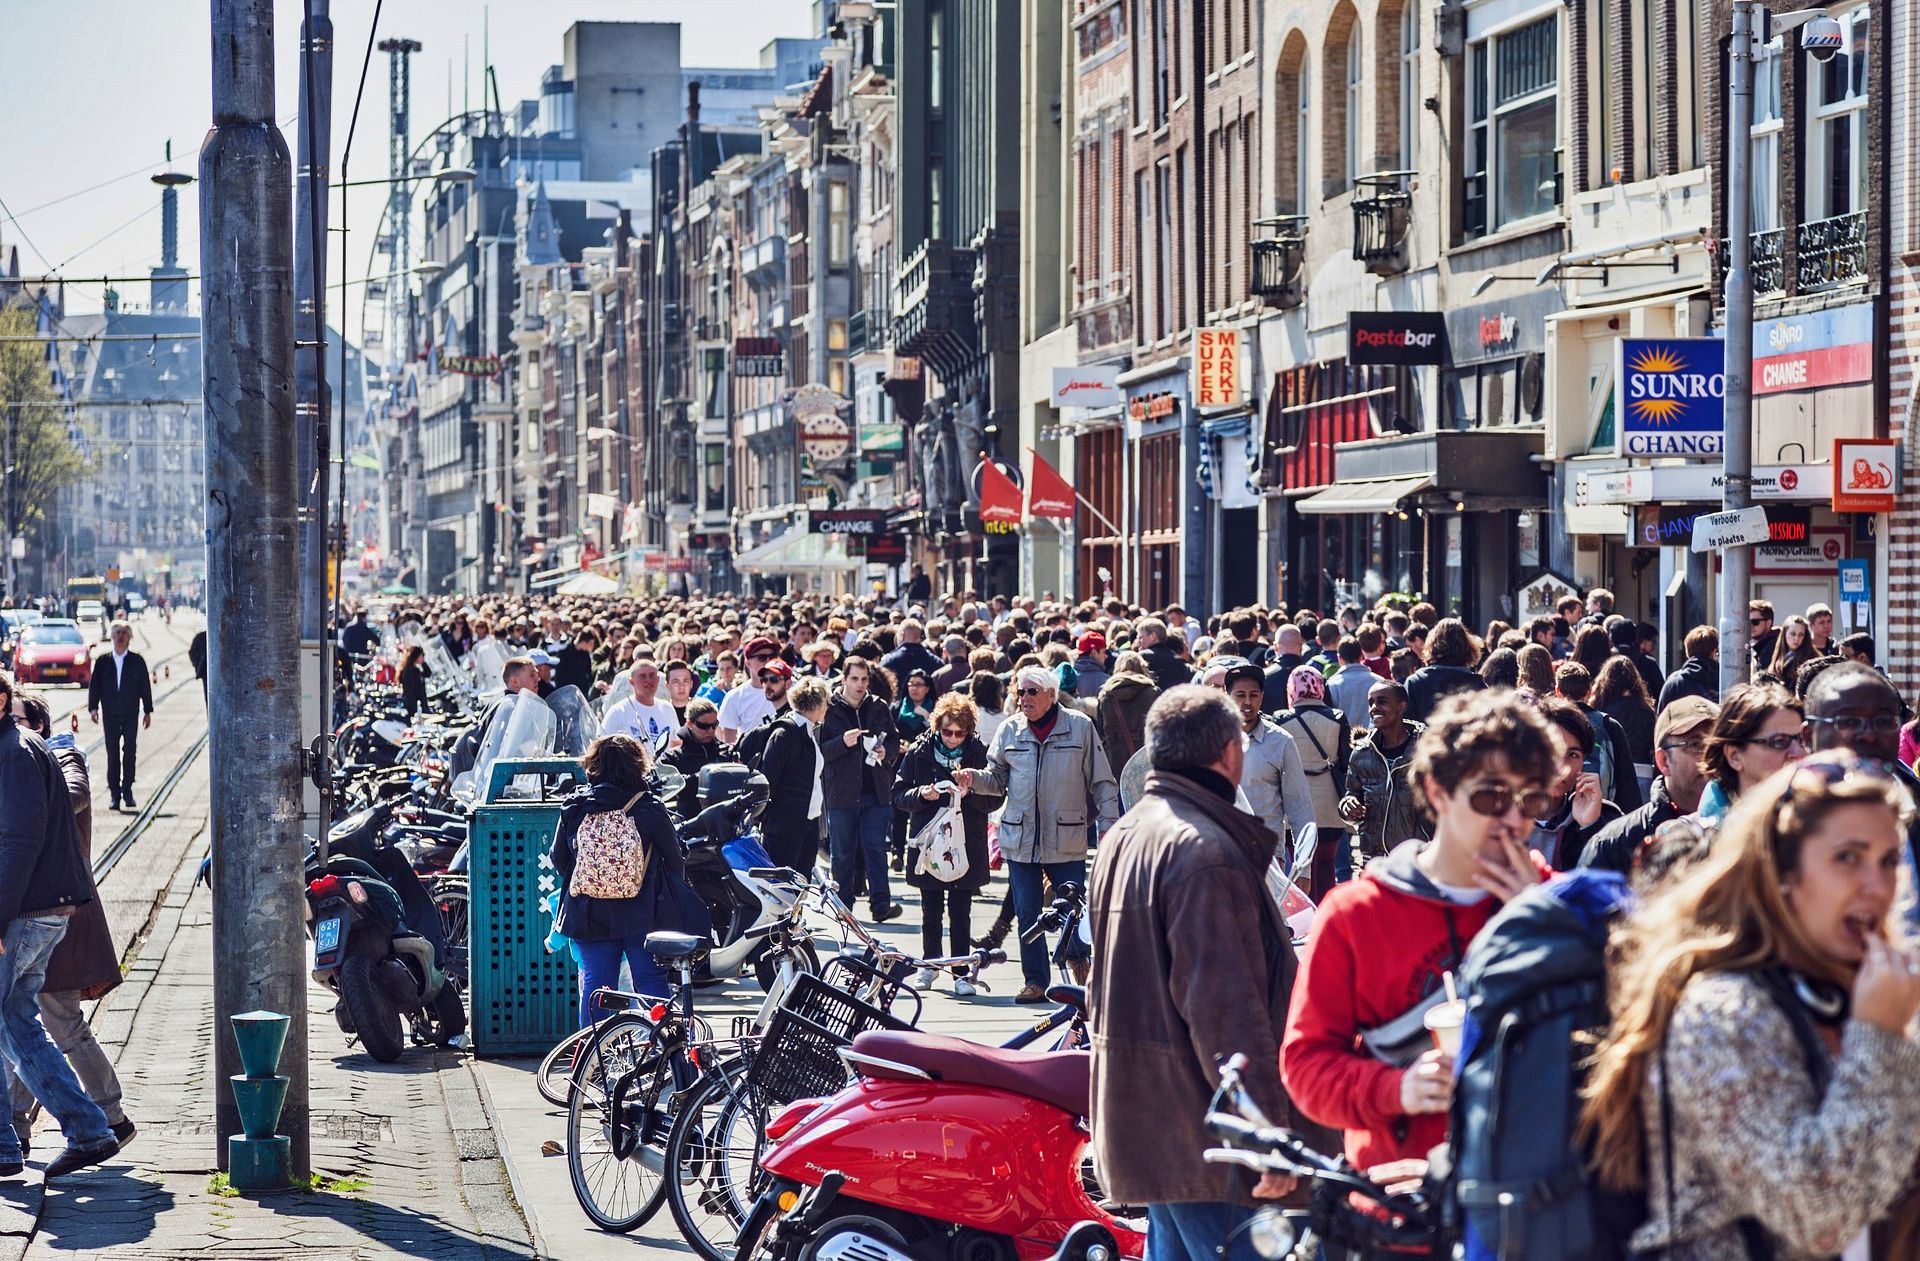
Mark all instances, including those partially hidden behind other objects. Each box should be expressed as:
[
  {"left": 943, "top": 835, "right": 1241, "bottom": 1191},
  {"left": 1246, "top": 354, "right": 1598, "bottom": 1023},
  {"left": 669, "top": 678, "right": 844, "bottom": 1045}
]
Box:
[{"left": 1088, "top": 685, "right": 1324, "bottom": 1261}]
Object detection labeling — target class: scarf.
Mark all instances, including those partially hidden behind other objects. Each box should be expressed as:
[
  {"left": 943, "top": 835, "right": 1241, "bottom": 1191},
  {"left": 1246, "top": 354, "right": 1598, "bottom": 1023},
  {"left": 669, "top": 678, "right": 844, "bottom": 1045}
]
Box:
[{"left": 932, "top": 737, "right": 965, "bottom": 768}]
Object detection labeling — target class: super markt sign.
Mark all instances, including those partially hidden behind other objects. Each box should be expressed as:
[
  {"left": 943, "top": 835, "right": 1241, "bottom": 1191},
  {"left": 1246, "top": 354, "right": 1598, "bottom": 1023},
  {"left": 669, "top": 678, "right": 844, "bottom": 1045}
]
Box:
[{"left": 1614, "top": 337, "right": 1724, "bottom": 459}]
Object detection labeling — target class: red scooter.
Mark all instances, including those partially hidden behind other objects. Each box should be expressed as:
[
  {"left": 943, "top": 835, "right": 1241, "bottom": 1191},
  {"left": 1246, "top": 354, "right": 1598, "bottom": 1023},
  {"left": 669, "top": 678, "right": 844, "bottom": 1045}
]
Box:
[{"left": 736, "top": 1028, "right": 1145, "bottom": 1261}]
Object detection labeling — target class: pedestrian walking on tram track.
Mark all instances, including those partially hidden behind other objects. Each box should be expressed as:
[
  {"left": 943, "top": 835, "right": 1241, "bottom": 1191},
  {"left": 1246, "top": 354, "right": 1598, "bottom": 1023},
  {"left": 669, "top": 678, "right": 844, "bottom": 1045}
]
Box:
[{"left": 86, "top": 620, "right": 153, "bottom": 812}]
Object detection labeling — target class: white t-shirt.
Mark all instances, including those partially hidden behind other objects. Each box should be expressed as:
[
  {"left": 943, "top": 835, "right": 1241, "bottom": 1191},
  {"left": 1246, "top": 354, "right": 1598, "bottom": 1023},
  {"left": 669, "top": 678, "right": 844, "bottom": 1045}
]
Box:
[
  {"left": 718, "top": 684, "right": 776, "bottom": 733},
  {"left": 604, "top": 694, "right": 679, "bottom": 745}
]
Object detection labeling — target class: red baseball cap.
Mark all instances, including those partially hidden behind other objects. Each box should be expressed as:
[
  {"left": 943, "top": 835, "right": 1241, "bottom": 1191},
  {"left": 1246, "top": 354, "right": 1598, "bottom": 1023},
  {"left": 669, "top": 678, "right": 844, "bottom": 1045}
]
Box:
[
  {"left": 1077, "top": 631, "right": 1107, "bottom": 655},
  {"left": 757, "top": 658, "right": 793, "bottom": 681},
  {"left": 742, "top": 636, "right": 778, "bottom": 661}
]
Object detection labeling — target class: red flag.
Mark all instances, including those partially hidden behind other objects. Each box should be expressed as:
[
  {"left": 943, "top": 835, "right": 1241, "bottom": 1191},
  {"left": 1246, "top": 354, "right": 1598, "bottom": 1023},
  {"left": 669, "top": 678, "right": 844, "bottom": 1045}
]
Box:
[
  {"left": 977, "top": 458, "right": 1024, "bottom": 527},
  {"left": 1026, "top": 449, "right": 1077, "bottom": 519}
]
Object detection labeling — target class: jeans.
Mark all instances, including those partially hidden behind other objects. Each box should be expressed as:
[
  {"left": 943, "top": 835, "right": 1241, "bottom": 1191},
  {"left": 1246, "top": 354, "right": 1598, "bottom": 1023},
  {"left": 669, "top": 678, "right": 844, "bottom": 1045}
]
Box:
[
  {"left": 827, "top": 795, "right": 893, "bottom": 913},
  {"left": 0, "top": 916, "right": 113, "bottom": 1162},
  {"left": 574, "top": 934, "right": 671, "bottom": 1029},
  {"left": 920, "top": 887, "right": 973, "bottom": 960},
  {"left": 1008, "top": 858, "right": 1086, "bottom": 988},
  {"left": 1330, "top": 827, "right": 1354, "bottom": 884},
  {"left": 11, "top": 989, "right": 127, "bottom": 1137},
  {"left": 1146, "top": 1201, "right": 1275, "bottom": 1261}
]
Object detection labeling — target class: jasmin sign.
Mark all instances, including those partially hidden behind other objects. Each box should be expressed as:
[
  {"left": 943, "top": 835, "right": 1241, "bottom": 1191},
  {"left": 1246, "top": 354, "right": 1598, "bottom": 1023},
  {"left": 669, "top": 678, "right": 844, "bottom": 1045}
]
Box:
[
  {"left": 1192, "top": 328, "right": 1243, "bottom": 409},
  {"left": 1050, "top": 364, "right": 1122, "bottom": 408}
]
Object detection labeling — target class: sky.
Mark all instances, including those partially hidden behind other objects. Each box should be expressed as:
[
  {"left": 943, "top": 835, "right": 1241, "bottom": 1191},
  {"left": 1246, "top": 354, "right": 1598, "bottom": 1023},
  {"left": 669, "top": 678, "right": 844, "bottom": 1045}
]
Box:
[{"left": 0, "top": 0, "right": 816, "bottom": 339}]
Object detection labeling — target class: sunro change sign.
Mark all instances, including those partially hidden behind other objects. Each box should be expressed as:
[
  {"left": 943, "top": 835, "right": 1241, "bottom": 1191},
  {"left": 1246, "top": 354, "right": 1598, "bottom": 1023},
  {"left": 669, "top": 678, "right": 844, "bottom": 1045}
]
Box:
[{"left": 1615, "top": 337, "right": 1725, "bottom": 459}]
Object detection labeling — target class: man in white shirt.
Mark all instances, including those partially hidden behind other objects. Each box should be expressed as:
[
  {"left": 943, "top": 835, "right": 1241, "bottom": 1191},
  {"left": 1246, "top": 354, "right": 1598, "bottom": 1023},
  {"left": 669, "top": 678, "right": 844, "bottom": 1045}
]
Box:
[
  {"left": 717, "top": 636, "right": 780, "bottom": 743},
  {"left": 602, "top": 658, "right": 679, "bottom": 747}
]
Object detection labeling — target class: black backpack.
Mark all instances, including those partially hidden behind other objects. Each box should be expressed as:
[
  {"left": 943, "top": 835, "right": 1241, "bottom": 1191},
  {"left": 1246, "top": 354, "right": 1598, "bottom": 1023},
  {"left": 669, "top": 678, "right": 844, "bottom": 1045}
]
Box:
[
  {"left": 1447, "top": 873, "right": 1831, "bottom": 1261},
  {"left": 1447, "top": 869, "right": 1641, "bottom": 1261}
]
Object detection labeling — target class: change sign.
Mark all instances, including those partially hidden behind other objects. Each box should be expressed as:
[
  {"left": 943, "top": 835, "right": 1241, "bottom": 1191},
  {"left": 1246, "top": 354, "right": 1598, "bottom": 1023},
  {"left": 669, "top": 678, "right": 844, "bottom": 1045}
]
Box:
[{"left": 1616, "top": 338, "right": 1725, "bottom": 458}]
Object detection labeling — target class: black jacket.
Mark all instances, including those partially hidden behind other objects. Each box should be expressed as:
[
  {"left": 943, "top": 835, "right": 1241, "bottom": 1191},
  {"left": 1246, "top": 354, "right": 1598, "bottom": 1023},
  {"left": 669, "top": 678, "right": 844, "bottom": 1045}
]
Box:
[
  {"left": 759, "top": 714, "right": 822, "bottom": 822},
  {"left": 548, "top": 780, "right": 680, "bottom": 943},
  {"left": 88, "top": 650, "right": 153, "bottom": 719},
  {"left": 819, "top": 693, "right": 900, "bottom": 809},
  {"left": 553, "top": 645, "right": 595, "bottom": 694},
  {"left": 661, "top": 728, "right": 732, "bottom": 817},
  {"left": 880, "top": 641, "right": 942, "bottom": 682},
  {"left": 1261, "top": 653, "right": 1304, "bottom": 714},
  {"left": 1624, "top": 648, "right": 1666, "bottom": 701},
  {"left": 189, "top": 631, "right": 208, "bottom": 680},
  {"left": 0, "top": 716, "right": 96, "bottom": 927},
  {"left": 1583, "top": 706, "right": 1645, "bottom": 812},
  {"left": 1143, "top": 641, "right": 1193, "bottom": 694},
  {"left": 1656, "top": 656, "right": 1720, "bottom": 715},
  {"left": 1404, "top": 664, "right": 1486, "bottom": 722},
  {"left": 400, "top": 664, "right": 429, "bottom": 716},
  {"left": 1578, "top": 775, "right": 1686, "bottom": 875},
  {"left": 890, "top": 734, "right": 992, "bottom": 893}
]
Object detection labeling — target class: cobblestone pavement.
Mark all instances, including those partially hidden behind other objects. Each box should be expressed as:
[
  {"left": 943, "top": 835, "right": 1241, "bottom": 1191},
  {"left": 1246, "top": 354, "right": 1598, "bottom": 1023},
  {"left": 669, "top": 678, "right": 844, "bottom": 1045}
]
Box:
[{"left": 11, "top": 835, "right": 533, "bottom": 1260}]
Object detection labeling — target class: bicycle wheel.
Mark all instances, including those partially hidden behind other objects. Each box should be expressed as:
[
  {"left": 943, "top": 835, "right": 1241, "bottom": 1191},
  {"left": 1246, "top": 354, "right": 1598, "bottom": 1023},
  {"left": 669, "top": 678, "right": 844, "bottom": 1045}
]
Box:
[
  {"left": 567, "top": 1014, "right": 674, "bottom": 1232},
  {"left": 664, "top": 1063, "right": 775, "bottom": 1261},
  {"left": 536, "top": 1024, "right": 594, "bottom": 1108}
]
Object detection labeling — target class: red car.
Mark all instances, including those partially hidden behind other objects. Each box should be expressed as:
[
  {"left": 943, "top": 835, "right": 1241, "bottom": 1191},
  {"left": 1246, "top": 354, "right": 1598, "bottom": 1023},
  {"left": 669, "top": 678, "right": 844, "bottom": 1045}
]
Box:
[{"left": 12, "top": 621, "right": 93, "bottom": 687}]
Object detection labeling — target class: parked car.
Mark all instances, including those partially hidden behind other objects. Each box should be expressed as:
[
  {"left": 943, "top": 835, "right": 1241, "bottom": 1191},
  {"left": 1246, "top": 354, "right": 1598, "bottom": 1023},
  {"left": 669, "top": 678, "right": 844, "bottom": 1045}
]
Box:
[{"left": 12, "top": 620, "right": 92, "bottom": 687}]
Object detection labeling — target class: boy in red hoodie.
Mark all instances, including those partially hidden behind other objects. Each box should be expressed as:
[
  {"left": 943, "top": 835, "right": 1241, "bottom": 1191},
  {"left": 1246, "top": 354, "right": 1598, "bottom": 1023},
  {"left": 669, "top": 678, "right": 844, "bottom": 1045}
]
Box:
[{"left": 1281, "top": 690, "right": 1561, "bottom": 1176}]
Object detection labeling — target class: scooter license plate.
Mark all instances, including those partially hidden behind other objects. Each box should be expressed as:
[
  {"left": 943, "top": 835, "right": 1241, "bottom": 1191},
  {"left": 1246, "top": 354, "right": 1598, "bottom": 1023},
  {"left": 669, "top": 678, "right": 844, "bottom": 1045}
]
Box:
[{"left": 315, "top": 917, "right": 342, "bottom": 955}]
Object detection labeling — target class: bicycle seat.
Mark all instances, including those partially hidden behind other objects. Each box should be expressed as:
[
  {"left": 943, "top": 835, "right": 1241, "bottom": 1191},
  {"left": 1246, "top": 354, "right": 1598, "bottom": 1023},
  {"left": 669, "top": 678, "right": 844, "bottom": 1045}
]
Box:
[
  {"left": 1045, "top": 983, "right": 1087, "bottom": 1016},
  {"left": 849, "top": 1029, "right": 1090, "bottom": 1118},
  {"left": 644, "top": 931, "right": 711, "bottom": 962}
]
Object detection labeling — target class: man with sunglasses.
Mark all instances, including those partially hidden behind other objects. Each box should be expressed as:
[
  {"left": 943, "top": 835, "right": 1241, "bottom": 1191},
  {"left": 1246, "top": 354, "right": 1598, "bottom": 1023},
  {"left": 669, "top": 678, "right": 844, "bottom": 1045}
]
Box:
[
  {"left": 1579, "top": 696, "right": 1718, "bottom": 875},
  {"left": 1747, "top": 600, "right": 1778, "bottom": 679},
  {"left": 662, "top": 698, "right": 731, "bottom": 816},
  {"left": 957, "top": 665, "right": 1120, "bottom": 1002}
]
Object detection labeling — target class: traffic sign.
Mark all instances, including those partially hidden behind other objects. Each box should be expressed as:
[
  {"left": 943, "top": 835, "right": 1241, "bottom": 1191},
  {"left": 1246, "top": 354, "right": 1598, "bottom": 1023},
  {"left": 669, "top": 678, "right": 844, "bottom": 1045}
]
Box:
[{"left": 1689, "top": 506, "right": 1773, "bottom": 552}]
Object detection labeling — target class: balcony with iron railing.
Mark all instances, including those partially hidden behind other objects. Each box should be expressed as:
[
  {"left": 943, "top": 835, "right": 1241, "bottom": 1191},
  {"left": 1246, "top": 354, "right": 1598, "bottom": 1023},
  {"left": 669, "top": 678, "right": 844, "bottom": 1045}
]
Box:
[
  {"left": 1715, "top": 228, "right": 1786, "bottom": 296},
  {"left": 1353, "top": 171, "right": 1414, "bottom": 275},
  {"left": 848, "top": 307, "right": 891, "bottom": 355},
  {"left": 1796, "top": 211, "right": 1867, "bottom": 292},
  {"left": 1251, "top": 216, "right": 1309, "bottom": 309}
]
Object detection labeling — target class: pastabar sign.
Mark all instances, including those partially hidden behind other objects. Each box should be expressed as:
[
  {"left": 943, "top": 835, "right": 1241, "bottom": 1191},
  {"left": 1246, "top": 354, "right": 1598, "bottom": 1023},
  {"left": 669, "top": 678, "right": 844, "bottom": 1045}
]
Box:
[
  {"left": 1348, "top": 311, "right": 1450, "bottom": 366},
  {"left": 1615, "top": 338, "right": 1725, "bottom": 458}
]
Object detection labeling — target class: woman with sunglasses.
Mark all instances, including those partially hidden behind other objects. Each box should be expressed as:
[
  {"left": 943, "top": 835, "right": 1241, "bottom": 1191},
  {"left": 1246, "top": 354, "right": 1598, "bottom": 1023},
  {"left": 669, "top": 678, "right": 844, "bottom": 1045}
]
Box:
[
  {"left": 1696, "top": 682, "right": 1806, "bottom": 826},
  {"left": 892, "top": 692, "right": 999, "bottom": 995},
  {"left": 1583, "top": 754, "right": 1920, "bottom": 1258},
  {"left": 1283, "top": 690, "right": 1555, "bottom": 1179}
]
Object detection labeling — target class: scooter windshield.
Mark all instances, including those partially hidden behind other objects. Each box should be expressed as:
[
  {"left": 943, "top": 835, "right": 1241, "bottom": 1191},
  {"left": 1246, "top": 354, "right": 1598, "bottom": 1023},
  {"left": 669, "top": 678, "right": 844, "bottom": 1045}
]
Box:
[
  {"left": 548, "top": 685, "right": 601, "bottom": 757},
  {"left": 469, "top": 638, "right": 510, "bottom": 699},
  {"left": 470, "top": 690, "right": 558, "bottom": 800},
  {"left": 417, "top": 634, "right": 470, "bottom": 702}
]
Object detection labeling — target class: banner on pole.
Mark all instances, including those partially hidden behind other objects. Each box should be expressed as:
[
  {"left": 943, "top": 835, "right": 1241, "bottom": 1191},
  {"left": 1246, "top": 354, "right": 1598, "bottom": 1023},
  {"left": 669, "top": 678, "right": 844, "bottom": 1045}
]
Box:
[
  {"left": 978, "top": 459, "right": 1024, "bottom": 532},
  {"left": 1027, "top": 451, "right": 1077, "bottom": 519}
]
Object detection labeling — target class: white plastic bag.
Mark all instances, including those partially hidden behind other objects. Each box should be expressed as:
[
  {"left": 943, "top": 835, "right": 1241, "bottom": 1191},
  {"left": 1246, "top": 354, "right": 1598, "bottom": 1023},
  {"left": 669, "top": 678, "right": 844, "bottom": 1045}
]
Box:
[{"left": 914, "top": 787, "right": 970, "bottom": 884}]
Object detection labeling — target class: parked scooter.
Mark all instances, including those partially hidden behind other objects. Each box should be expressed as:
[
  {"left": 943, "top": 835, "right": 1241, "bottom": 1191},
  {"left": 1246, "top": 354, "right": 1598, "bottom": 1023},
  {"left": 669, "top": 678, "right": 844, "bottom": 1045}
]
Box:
[
  {"left": 737, "top": 1029, "right": 1144, "bottom": 1261},
  {"left": 305, "top": 844, "right": 466, "bottom": 1062},
  {"left": 679, "top": 763, "right": 816, "bottom": 988}
]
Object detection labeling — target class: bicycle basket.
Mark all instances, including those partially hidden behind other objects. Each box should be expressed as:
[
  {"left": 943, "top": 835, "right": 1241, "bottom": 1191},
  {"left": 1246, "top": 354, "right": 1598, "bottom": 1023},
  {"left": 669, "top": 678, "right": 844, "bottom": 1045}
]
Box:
[{"left": 747, "top": 972, "right": 912, "bottom": 1105}]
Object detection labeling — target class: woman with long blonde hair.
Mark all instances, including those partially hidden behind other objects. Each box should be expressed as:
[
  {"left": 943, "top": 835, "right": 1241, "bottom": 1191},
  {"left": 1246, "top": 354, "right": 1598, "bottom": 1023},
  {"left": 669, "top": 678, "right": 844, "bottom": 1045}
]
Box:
[{"left": 1581, "top": 754, "right": 1920, "bottom": 1258}]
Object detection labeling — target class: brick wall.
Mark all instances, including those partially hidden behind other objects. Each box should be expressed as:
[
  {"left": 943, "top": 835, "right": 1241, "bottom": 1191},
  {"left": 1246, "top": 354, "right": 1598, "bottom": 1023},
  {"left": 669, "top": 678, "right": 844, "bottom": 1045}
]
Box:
[{"left": 1885, "top": 0, "right": 1920, "bottom": 697}]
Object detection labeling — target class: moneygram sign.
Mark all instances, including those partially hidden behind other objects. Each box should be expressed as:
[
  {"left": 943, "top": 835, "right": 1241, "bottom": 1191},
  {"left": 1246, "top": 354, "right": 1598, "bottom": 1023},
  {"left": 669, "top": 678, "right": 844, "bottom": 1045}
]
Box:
[{"left": 1615, "top": 337, "right": 1724, "bottom": 459}]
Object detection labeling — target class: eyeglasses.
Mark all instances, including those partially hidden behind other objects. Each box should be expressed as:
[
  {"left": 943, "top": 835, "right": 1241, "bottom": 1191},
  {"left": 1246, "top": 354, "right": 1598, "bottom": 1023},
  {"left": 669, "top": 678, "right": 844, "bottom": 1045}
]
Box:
[
  {"left": 1016, "top": 686, "right": 1049, "bottom": 697},
  {"left": 1742, "top": 732, "right": 1807, "bottom": 753},
  {"left": 758, "top": 671, "right": 783, "bottom": 682},
  {"left": 692, "top": 720, "right": 719, "bottom": 732},
  {"left": 1807, "top": 713, "right": 1902, "bottom": 738},
  {"left": 1774, "top": 754, "right": 1897, "bottom": 808},
  {"left": 1464, "top": 782, "right": 1558, "bottom": 819},
  {"left": 1660, "top": 739, "right": 1707, "bottom": 755},
  {"left": 1749, "top": 618, "right": 1768, "bottom": 627},
  {"left": 939, "top": 727, "right": 969, "bottom": 739}
]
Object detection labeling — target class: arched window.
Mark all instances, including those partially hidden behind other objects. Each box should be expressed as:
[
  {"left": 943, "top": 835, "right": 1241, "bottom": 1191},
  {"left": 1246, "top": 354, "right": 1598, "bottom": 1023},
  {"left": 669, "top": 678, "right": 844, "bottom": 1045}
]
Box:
[
  {"left": 1275, "top": 32, "right": 1310, "bottom": 213},
  {"left": 1322, "top": 4, "right": 1360, "bottom": 196}
]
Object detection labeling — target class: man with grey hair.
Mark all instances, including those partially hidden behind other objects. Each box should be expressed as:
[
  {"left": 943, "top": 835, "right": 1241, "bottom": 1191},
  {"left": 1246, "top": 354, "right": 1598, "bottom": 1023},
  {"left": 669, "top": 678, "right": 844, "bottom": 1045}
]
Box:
[
  {"left": 1135, "top": 618, "right": 1193, "bottom": 693},
  {"left": 957, "top": 664, "right": 1119, "bottom": 1002},
  {"left": 1089, "top": 684, "right": 1314, "bottom": 1255},
  {"left": 931, "top": 634, "right": 972, "bottom": 697}
]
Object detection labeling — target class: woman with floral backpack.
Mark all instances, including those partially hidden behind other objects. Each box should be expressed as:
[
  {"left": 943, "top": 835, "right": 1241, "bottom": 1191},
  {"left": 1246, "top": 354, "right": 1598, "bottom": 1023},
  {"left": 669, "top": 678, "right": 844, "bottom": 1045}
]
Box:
[{"left": 550, "top": 734, "right": 681, "bottom": 1026}]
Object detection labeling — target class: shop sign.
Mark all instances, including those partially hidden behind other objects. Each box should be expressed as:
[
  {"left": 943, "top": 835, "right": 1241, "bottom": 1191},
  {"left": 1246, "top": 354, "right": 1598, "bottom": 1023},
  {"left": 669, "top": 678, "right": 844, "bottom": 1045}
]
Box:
[
  {"left": 864, "top": 533, "right": 908, "bottom": 564},
  {"left": 1751, "top": 303, "right": 1873, "bottom": 396},
  {"left": 1753, "top": 527, "right": 1847, "bottom": 575},
  {"left": 1615, "top": 338, "right": 1725, "bottom": 458},
  {"left": 1639, "top": 504, "right": 1808, "bottom": 548},
  {"left": 785, "top": 383, "right": 853, "bottom": 465},
  {"left": 1582, "top": 462, "right": 1834, "bottom": 505},
  {"left": 1127, "top": 391, "right": 1180, "bottom": 422},
  {"left": 1347, "top": 311, "right": 1450, "bottom": 366},
  {"left": 1192, "top": 328, "right": 1243, "bottom": 408},
  {"left": 439, "top": 352, "right": 502, "bottom": 377},
  {"left": 733, "top": 337, "right": 786, "bottom": 378},
  {"left": 1051, "top": 364, "right": 1122, "bottom": 408},
  {"left": 1688, "top": 506, "right": 1772, "bottom": 553},
  {"left": 859, "top": 422, "right": 905, "bottom": 454},
  {"left": 1478, "top": 314, "right": 1519, "bottom": 354},
  {"left": 1517, "top": 569, "right": 1581, "bottom": 621},
  {"left": 1838, "top": 559, "right": 1870, "bottom": 603},
  {"left": 1832, "top": 438, "right": 1898, "bottom": 513},
  {"left": 809, "top": 508, "right": 888, "bottom": 536}
]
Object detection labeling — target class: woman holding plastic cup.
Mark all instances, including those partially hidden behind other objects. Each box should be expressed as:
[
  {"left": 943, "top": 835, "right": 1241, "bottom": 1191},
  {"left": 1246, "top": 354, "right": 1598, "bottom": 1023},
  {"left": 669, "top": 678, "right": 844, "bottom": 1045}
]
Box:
[{"left": 1282, "top": 690, "right": 1557, "bottom": 1176}]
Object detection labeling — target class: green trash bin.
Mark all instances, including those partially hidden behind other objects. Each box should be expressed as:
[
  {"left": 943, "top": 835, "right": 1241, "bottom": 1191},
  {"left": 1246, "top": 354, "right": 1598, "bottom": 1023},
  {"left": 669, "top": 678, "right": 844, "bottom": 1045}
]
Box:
[{"left": 468, "top": 757, "right": 588, "bottom": 1057}]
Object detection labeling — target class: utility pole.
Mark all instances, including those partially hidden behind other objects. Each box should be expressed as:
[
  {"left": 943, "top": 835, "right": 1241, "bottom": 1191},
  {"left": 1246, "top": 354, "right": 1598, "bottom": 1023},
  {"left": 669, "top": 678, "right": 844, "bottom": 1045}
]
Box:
[
  {"left": 1719, "top": 0, "right": 1757, "bottom": 695},
  {"left": 3, "top": 403, "right": 14, "bottom": 603},
  {"left": 295, "top": 0, "right": 333, "bottom": 860},
  {"left": 201, "top": 0, "right": 309, "bottom": 1177}
]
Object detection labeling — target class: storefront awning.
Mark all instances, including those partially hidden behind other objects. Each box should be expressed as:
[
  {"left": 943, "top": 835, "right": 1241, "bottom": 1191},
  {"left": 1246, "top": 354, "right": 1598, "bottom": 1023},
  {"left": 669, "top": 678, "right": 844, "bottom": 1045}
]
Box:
[
  {"left": 1295, "top": 474, "right": 1434, "bottom": 515},
  {"left": 734, "top": 526, "right": 857, "bottom": 575}
]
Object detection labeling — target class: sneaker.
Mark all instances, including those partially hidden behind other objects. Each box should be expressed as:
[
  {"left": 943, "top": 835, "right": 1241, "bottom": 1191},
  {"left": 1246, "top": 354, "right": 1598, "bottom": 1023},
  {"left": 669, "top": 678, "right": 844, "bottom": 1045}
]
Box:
[
  {"left": 1014, "top": 984, "right": 1048, "bottom": 1004},
  {"left": 908, "top": 968, "right": 936, "bottom": 991},
  {"left": 952, "top": 976, "right": 977, "bottom": 998},
  {"left": 871, "top": 903, "right": 903, "bottom": 924},
  {"left": 44, "top": 1140, "right": 118, "bottom": 1179},
  {"left": 110, "top": 1119, "right": 136, "bottom": 1151}
]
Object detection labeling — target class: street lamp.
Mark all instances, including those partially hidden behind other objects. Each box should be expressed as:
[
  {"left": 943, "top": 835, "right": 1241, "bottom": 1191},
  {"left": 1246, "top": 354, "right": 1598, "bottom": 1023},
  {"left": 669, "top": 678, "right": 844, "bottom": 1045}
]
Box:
[{"left": 1720, "top": 2, "right": 1849, "bottom": 693}]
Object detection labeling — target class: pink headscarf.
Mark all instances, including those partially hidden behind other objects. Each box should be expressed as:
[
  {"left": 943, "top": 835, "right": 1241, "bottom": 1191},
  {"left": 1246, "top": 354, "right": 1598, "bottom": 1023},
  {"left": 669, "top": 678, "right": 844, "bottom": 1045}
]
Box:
[{"left": 1288, "top": 664, "right": 1328, "bottom": 707}]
